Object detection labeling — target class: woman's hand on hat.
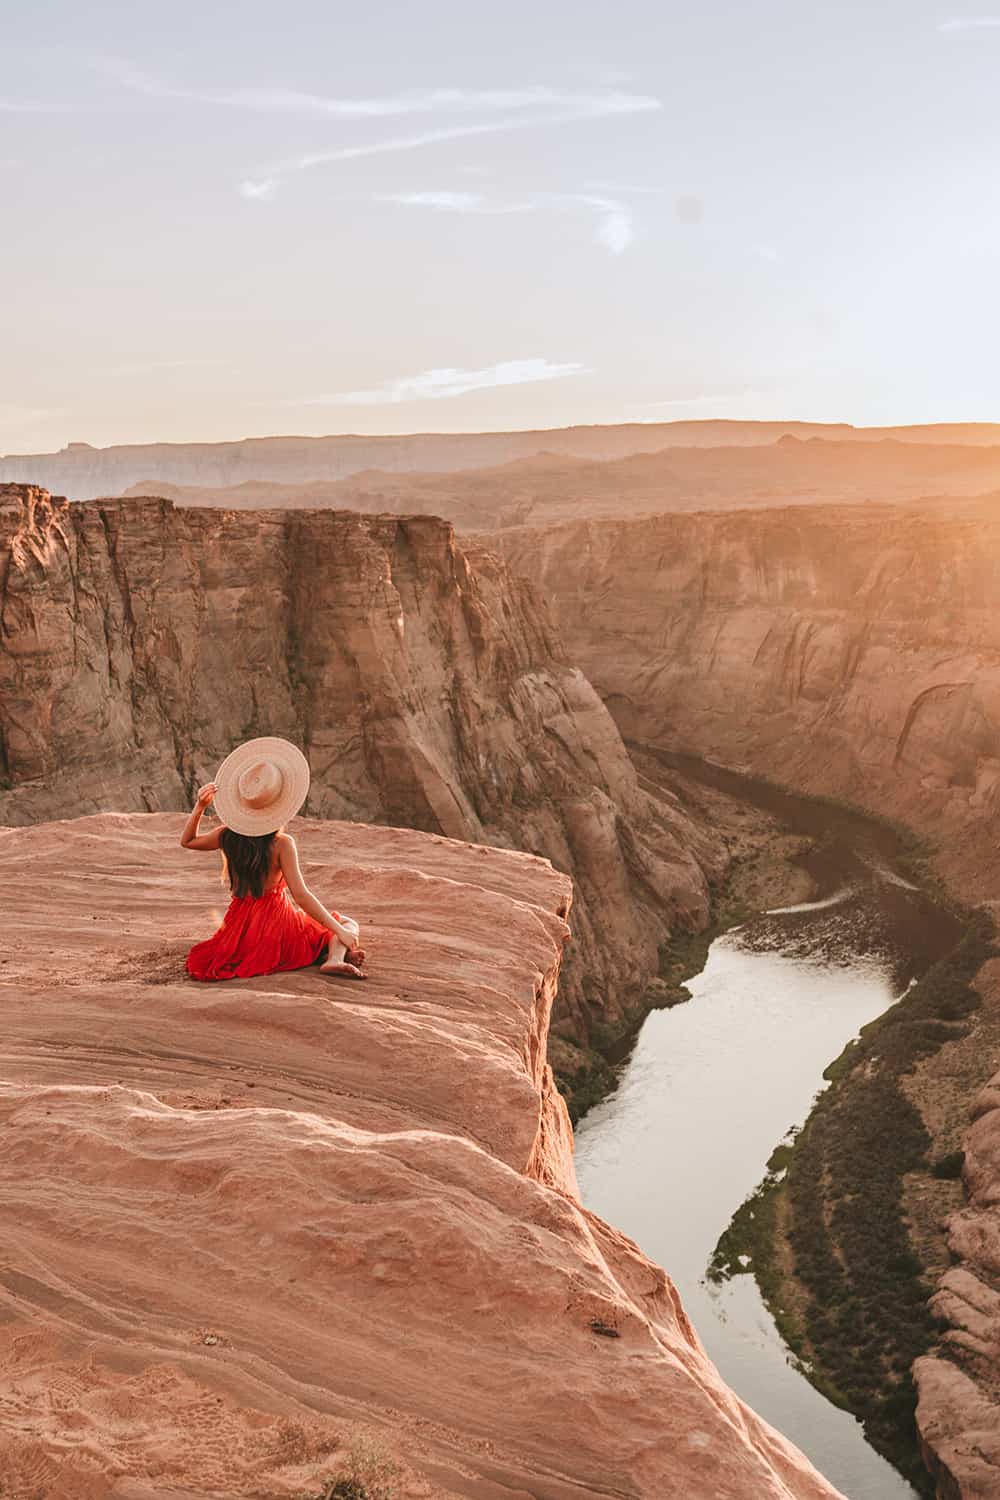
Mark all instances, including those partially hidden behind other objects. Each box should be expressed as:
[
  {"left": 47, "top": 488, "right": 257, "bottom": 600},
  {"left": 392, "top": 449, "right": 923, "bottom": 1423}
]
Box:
[{"left": 196, "top": 782, "right": 217, "bottom": 809}]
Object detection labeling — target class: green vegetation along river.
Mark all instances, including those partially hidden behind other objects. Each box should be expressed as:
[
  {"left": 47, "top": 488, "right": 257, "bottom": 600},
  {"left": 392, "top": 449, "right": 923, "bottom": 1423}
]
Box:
[{"left": 575, "top": 751, "right": 978, "bottom": 1499}]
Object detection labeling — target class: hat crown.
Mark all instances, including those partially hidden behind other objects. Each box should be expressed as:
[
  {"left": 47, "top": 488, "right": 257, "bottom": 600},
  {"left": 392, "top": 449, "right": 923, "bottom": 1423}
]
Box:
[
  {"left": 237, "top": 759, "right": 283, "bottom": 810},
  {"left": 213, "top": 737, "right": 309, "bottom": 836}
]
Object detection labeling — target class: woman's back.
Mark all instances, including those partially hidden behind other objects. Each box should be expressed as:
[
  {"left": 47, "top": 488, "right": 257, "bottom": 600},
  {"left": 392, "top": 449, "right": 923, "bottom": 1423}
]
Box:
[{"left": 219, "top": 827, "right": 283, "bottom": 900}]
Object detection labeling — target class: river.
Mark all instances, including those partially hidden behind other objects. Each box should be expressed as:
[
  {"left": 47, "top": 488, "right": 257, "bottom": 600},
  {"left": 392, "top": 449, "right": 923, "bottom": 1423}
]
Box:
[{"left": 575, "top": 753, "right": 960, "bottom": 1500}]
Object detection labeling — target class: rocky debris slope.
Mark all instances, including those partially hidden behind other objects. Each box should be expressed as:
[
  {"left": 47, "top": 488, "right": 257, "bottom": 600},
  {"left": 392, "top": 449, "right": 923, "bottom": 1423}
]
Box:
[
  {"left": 487, "top": 499, "right": 1000, "bottom": 1499},
  {"left": 0, "top": 483, "right": 721, "bottom": 1046},
  {"left": 0, "top": 812, "right": 844, "bottom": 1500},
  {"left": 915, "top": 1059, "right": 1000, "bottom": 1499}
]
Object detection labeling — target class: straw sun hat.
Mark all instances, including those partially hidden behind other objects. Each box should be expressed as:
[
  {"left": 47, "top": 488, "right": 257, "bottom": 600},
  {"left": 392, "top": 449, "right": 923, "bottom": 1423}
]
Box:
[{"left": 212, "top": 737, "right": 310, "bottom": 836}]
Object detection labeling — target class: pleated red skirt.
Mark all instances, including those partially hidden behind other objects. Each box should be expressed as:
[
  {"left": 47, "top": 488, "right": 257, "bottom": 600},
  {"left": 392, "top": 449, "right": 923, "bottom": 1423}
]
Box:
[{"left": 185, "top": 873, "right": 332, "bottom": 982}]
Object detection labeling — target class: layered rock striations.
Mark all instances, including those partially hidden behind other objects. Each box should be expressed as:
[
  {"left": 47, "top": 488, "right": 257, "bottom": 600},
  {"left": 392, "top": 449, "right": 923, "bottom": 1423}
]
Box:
[
  {"left": 486, "top": 499, "right": 1000, "bottom": 1498},
  {"left": 487, "top": 500, "right": 1000, "bottom": 895},
  {"left": 0, "top": 483, "right": 720, "bottom": 1046},
  {"left": 0, "top": 812, "right": 845, "bottom": 1499}
]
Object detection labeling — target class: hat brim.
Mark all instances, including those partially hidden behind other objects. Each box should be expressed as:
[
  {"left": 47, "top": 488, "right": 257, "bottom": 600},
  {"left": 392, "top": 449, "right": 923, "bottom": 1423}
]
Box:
[{"left": 212, "top": 737, "right": 310, "bottom": 836}]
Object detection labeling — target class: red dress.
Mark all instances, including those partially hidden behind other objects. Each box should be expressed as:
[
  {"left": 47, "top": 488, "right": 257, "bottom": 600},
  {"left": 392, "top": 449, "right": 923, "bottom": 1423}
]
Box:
[{"left": 186, "top": 873, "right": 333, "bottom": 982}]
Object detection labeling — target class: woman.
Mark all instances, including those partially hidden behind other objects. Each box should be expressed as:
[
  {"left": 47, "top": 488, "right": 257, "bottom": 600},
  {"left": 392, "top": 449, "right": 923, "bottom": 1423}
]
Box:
[{"left": 181, "top": 737, "right": 366, "bottom": 982}]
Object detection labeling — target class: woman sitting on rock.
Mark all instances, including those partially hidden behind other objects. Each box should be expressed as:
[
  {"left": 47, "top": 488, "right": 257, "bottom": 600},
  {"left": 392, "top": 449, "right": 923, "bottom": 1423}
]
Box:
[{"left": 181, "top": 736, "right": 366, "bottom": 982}]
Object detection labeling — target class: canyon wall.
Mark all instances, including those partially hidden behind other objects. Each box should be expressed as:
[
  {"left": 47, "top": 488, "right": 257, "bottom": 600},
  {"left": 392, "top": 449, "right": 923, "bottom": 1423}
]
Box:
[
  {"left": 486, "top": 499, "right": 1000, "bottom": 1499},
  {"left": 6, "top": 419, "right": 1000, "bottom": 500},
  {"left": 0, "top": 810, "right": 845, "bottom": 1499},
  {"left": 487, "top": 500, "right": 1000, "bottom": 900},
  {"left": 0, "top": 484, "right": 722, "bottom": 1045}
]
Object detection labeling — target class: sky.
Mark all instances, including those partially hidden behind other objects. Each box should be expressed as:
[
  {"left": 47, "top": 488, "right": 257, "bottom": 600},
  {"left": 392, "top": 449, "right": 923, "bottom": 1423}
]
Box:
[{"left": 3, "top": 0, "right": 1000, "bottom": 451}]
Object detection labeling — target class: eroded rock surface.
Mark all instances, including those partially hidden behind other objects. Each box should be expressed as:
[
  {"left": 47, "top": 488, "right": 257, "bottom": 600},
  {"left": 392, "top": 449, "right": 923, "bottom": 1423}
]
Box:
[
  {"left": 0, "top": 484, "right": 721, "bottom": 1046},
  {"left": 915, "top": 1064, "right": 1000, "bottom": 1499},
  {"left": 487, "top": 500, "right": 1000, "bottom": 1498},
  {"left": 0, "top": 813, "right": 843, "bottom": 1499},
  {"left": 488, "top": 501, "right": 1000, "bottom": 902}
]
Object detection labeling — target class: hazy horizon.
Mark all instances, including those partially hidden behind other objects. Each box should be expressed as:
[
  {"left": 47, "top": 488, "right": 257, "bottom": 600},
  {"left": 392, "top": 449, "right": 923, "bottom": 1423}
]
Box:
[
  {"left": 5, "top": 0, "right": 1000, "bottom": 451},
  {"left": 10, "top": 415, "right": 1000, "bottom": 461}
]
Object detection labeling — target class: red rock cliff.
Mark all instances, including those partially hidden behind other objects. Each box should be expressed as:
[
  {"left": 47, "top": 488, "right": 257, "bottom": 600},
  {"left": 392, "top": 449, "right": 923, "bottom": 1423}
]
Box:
[
  {"left": 0, "top": 484, "right": 721, "bottom": 1046},
  {"left": 489, "top": 500, "right": 1000, "bottom": 896},
  {"left": 487, "top": 499, "right": 1000, "bottom": 1499},
  {"left": 0, "top": 811, "right": 845, "bottom": 1499}
]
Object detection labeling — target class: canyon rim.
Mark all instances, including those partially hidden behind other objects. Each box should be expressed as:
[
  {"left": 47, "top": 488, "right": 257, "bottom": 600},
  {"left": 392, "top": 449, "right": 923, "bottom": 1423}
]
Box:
[{"left": 2, "top": 426, "right": 999, "bottom": 1498}]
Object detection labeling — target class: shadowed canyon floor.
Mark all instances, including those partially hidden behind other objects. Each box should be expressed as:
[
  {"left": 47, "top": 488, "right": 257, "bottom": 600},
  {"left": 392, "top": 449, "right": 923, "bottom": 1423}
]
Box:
[{"left": 0, "top": 813, "right": 844, "bottom": 1500}]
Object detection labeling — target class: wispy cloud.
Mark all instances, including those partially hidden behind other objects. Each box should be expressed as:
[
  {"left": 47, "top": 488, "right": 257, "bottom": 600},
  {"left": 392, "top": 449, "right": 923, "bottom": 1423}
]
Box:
[
  {"left": 938, "top": 15, "right": 1000, "bottom": 29},
  {"left": 239, "top": 179, "right": 277, "bottom": 201},
  {"left": 107, "top": 57, "right": 659, "bottom": 245},
  {"left": 375, "top": 185, "right": 638, "bottom": 253},
  {"left": 287, "top": 358, "right": 591, "bottom": 406},
  {"left": 104, "top": 58, "right": 659, "bottom": 125},
  {"left": 251, "top": 91, "right": 658, "bottom": 189},
  {"left": 376, "top": 190, "right": 532, "bottom": 213},
  {"left": 570, "top": 194, "right": 633, "bottom": 253}
]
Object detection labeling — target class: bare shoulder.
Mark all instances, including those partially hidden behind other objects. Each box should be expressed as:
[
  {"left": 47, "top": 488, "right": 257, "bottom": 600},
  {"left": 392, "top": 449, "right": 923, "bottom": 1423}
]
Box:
[{"left": 275, "top": 831, "right": 298, "bottom": 864}]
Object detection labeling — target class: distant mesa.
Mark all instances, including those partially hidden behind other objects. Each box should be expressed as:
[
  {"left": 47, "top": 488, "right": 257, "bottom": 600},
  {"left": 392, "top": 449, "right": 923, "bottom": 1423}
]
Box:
[{"left": 6, "top": 419, "right": 1000, "bottom": 506}]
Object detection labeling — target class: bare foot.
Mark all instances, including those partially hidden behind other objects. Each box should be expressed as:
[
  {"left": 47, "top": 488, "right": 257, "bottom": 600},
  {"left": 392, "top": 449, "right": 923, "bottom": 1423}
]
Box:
[
  {"left": 344, "top": 947, "right": 366, "bottom": 966},
  {"left": 319, "top": 959, "right": 367, "bottom": 980}
]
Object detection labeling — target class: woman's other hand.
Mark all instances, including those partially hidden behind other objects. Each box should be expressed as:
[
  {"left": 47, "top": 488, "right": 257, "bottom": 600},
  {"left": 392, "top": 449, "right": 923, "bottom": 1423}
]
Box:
[{"left": 180, "top": 786, "right": 223, "bottom": 848}]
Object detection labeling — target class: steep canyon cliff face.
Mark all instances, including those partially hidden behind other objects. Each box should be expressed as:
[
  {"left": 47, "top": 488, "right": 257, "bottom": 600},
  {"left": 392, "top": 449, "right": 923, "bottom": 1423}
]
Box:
[
  {"left": 489, "top": 501, "right": 1000, "bottom": 895},
  {"left": 0, "top": 484, "right": 721, "bottom": 1046},
  {"left": 0, "top": 813, "right": 844, "bottom": 1499},
  {"left": 487, "top": 500, "right": 1000, "bottom": 1499}
]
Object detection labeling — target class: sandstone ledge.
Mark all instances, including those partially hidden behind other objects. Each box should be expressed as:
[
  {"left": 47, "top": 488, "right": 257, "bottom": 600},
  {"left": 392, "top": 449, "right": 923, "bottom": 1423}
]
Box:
[{"left": 1, "top": 813, "right": 841, "bottom": 1499}]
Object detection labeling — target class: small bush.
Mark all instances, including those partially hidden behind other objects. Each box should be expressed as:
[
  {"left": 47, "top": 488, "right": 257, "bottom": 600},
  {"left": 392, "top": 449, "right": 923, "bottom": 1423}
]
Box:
[{"left": 310, "top": 1433, "right": 402, "bottom": 1500}]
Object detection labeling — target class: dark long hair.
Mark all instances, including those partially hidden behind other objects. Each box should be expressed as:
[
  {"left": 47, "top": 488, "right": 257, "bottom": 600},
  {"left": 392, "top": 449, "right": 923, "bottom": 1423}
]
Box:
[{"left": 219, "top": 827, "right": 279, "bottom": 899}]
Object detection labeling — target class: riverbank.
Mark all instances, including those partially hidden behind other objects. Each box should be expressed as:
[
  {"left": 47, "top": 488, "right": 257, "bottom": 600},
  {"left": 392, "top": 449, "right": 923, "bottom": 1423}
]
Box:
[
  {"left": 710, "top": 904, "right": 993, "bottom": 1495},
  {"left": 552, "top": 754, "right": 817, "bottom": 1122},
  {"left": 568, "top": 745, "right": 998, "bottom": 1497}
]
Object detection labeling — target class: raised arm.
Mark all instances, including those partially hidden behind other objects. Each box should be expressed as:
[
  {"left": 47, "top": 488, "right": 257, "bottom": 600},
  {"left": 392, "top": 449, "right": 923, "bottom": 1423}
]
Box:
[
  {"left": 179, "top": 783, "right": 224, "bottom": 850},
  {"left": 277, "top": 833, "right": 354, "bottom": 943}
]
